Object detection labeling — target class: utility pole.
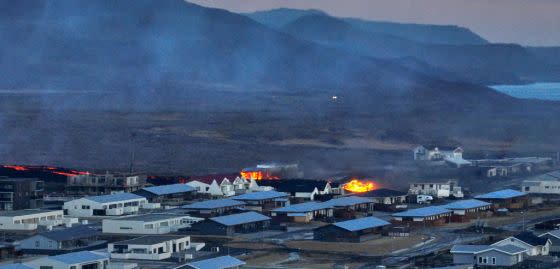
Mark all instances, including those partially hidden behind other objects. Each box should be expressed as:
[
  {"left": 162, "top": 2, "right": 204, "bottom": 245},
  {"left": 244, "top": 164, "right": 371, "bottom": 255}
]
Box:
[{"left": 129, "top": 132, "right": 136, "bottom": 174}]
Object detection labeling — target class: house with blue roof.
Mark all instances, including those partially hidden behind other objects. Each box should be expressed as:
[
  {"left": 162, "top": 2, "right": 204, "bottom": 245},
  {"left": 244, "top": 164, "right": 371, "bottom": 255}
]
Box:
[
  {"left": 392, "top": 206, "right": 452, "bottom": 226},
  {"left": 186, "top": 255, "right": 245, "bottom": 269},
  {"left": 314, "top": 216, "right": 391, "bottom": 242},
  {"left": 271, "top": 202, "right": 333, "bottom": 223},
  {"left": 191, "top": 211, "right": 271, "bottom": 236},
  {"left": 475, "top": 189, "right": 529, "bottom": 211},
  {"left": 18, "top": 225, "right": 105, "bottom": 255},
  {"left": 25, "top": 250, "right": 109, "bottom": 269},
  {"left": 182, "top": 199, "right": 246, "bottom": 217},
  {"left": 134, "top": 183, "right": 196, "bottom": 205},
  {"left": 443, "top": 199, "right": 492, "bottom": 222},
  {"left": 63, "top": 192, "right": 149, "bottom": 217},
  {"left": 231, "top": 191, "right": 289, "bottom": 212}
]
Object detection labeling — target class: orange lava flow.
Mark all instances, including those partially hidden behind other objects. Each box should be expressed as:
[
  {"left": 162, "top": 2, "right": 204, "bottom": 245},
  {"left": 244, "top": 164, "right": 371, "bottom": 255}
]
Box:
[
  {"left": 343, "top": 179, "right": 378, "bottom": 193},
  {"left": 3, "top": 165, "right": 29, "bottom": 171},
  {"left": 240, "top": 171, "right": 279, "bottom": 180}
]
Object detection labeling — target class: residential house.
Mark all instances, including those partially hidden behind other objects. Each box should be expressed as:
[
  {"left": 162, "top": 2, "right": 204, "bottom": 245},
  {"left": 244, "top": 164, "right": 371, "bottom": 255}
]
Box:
[
  {"left": 450, "top": 244, "right": 526, "bottom": 267},
  {"left": 185, "top": 174, "right": 243, "bottom": 197},
  {"left": 134, "top": 184, "right": 196, "bottom": 205},
  {"left": 185, "top": 255, "right": 245, "bottom": 269},
  {"left": 25, "top": 251, "right": 109, "bottom": 269},
  {"left": 108, "top": 235, "right": 204, "bottom": 261},
  {"left": 314, "top": 216, "right": 390, "bottom": 242},
  {"left": 63, "top": 193, "right": 149, "bottom": 217},
  {"left": 409, "top": 180, "right": 464, "bottom": 198},
  {"left": 0, "top": 210, "right": 75, "bottom": 231},
  {"left": 322, "top": 196, "right": 375, "bottom": 219},
  {"left": 65, "top": 172, "right": 146, "bottom": 196},
  {"left": 392, "top": 206, "right": 452, "bottom": 226},
  {"left": 522, "top": 170, "right": 560, "bottom": 196},
  {"left": 539, "top": 230, "right": 560, "bottom": 255},
  {"left": 255, "top": 179, "right": 335, "bottom": 201},
  {"left": 475, "top": 189, "right": 529, "bottom": 211},
  {"left": 102, "top": 213, "right": 202, "bottom": 235},
  {"left": 190, "top": 211, "right": 271, "bottom": 236},
  {"left": 0, "top": 178, "right": 44, "bottom": 210},
  {"left": 443, "top": 199, "right": 492, "bottom": 222},
  {"left": 182, "top": 199, "right": 245, "bottom": 217},
  {"left": 270, "top": 202, "right": 332, "bottom": 223},
  {"left": 413, "top": 145, "right": 463, "bottom": 161},
  {"left": 492, "top": 232, "right": 550, "bottom": 256},
  {"left": 231, "top": 191, "right": 289, "bottom": 212},
  {"left": 18, "top": 225, "right": 105, "bottom": 254}
]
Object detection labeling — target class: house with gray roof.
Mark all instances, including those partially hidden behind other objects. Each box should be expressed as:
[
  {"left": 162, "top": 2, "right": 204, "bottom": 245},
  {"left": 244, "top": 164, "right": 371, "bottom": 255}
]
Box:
[
  {"left": 102, "top": 213, "right": 203, "bottom": 235},
  {"left": 270, "top": 202, "right": 332, "bottom": 223},
  {"left": 185, "top": 255, "right": 245, "bottom": 269},
  {"left": 451, "top": 244, "right": 527, "bottom": 267},
  {"left": 182, "top": 199, "right": 246, "bottom": 217},
  {"left": 25, "top": 250, "right": 109, "bottom": 269},
  {"left": 314, "top": 216, "right": 390, "bottom": 242},
  {"left": 392, "top": 206, "right": 452, "bottom": 226},
  {"left": 475, "top": 189, "right": 528, "bottom": 211},
  {"left": 539, "top": 230, "right": 560, "bottom": 254},
  {"left": 231, "top": 191, "right": 289, "bottom": 212},
  {"left": 443, "top": 199, "right": 492, "bottom": 222},
  {"left": 108, "top": 235, "right": 204, "bottom": 261},
  {"left": 322, "top": 196, "right": 375, "bottom": 216},
  {"left": 190, "top": 211, "right": 271, "bottom": 236},
  {"left": 135, "top": 183, "right": 196, "bottom": 205},
  {"left": 492, "top": 232, "right": 551, "bottom": 256},
  {"left": 63, "top": 192, "right": 149, "bottom": 217},
  {"left": 18, "top": 225, "right": 105, "bottom": 255}
]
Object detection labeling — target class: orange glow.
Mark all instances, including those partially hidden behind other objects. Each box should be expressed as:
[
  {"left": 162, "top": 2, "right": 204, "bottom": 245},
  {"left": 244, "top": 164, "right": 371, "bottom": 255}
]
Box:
[
  {"left": 240, "top": 170, "right": 279, "bottom": 180},
  {"left": 343, "top": 179, "right": 378, "bottom": 193},
  {"left": 3, "top": 165, "right": 29, "bottom": 171}
]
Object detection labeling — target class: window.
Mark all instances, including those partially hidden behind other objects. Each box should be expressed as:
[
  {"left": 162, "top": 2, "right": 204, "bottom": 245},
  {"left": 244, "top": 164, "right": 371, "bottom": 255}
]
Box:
[
  {"left": 478, "top": 257, "right": 482, "bottom": 264},
  {"left": 482, "top": 257, "right": 487, "bottom": 264},
  {"left": 40, "top": 267, "right": 53, "bottom": 269},
  {"left": 35, "top": 241, "right": 40, "bottom": 247},
  {"left": 119, "top": 227, "right": 132, "bottom": 230},
  {"left": 492, "top": 257, "right": 496, "bottom": 265},
  {"left": 82, "top": 205, "right": 90, "bottom": 209},
  {"left": 48, "top": 240, "right": 53, "bottom": 248}
]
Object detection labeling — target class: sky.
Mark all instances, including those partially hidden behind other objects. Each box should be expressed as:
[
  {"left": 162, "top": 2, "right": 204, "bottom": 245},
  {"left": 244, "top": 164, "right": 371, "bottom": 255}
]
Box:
[{"left": 190, "top": 0, "right": 560, "bottom": 46}]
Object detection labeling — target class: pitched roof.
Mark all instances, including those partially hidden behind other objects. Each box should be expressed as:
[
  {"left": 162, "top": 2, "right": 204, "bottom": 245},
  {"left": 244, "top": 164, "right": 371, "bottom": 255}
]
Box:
[
  {"left": 0, "top": 209, "right": 61, "bottom": 217},
  {"left": 513, "top": 232, "right": 549, "bottom": 246},
  {"left": 113, "top": 235, "right": 187, "bottom": 245},
  {"left": 443, "top": 199, "right": 491, "bottom": 210},
  {"left": 491, "top": 244, "right": 528, "bottom": 255},
  {"left": 141, "top": 183, "right": 195, "bottom": 196},
  {"left": 209, "top": 211, "right": 270, "bottom": 226},
  {"left": 0, "top": 265, "right": 34, "bottom": 269},
  {"left": 331, "top": 216, "right": 390, "bottom": 232},
  {"left": 357, "top": 188, "right": 407, "bottom": 198},
  {"left": 256, "top": 179, "right": 328, "bottom": 193},
  {"left": 38, "top": 225, "right": 99, "bottom": 241},
  {"left": 232, "top": 190, "right": 288, "bottom": 201},
  {"left": 541, "top": 230, "right": 560, "bottom": 240},
  {"left": 421, "top": 145, "right": 460, "bottom": 151},
  {"left": 187, "top": 173, "right": 240, "bottom": 185},
  {"left": 187, "top": 255, "right": 246, "bottom": 269},
  {"left": 49, "top": 251, "right": 108, "bottom": 265},
  {"left": 322, "top": 196, "right": 372, "bottom": 207},
  {"left": 272, "top": 202, "right": 330, "bottom": 213},
  {"left": 392, "top": 206, "right": 451, "bottom": 218},
  {"left": 183, "top": 199, "right": 245, "bottom": 210},
  {"left": 84, "top": 192, "right": 145, "bottom": 203},
  {"left": 451, "top": 244, "right": 526, "bottom": 255},
  {"left": 475, "top": 189, "right": 526, "bottom": 199}
]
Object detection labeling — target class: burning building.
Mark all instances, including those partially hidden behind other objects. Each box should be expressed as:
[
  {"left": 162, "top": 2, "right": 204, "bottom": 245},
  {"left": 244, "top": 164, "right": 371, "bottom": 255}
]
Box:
[
  {"left": 240, "top": 163, "right": 302, "bottom": 180},
  {"left": 343, "top": 179, "right": 379, "bottom": 193}
]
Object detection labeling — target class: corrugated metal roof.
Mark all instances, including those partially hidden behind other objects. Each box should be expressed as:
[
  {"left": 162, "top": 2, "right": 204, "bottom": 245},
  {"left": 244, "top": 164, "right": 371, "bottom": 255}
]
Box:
[
  {"left": 84, "top": 192, "right": 145, "bottom": 204},
  {"left": 492, "top": 244, "right": 527, "bottom": 254},
  {"left": 443, "top": 199, "right": 491, "bottom": 210},
  {"left": 392, "top": 206, "right": 451, "bottom": 217},
  {"left": 183, "top": 199, "right": 245, "bottom": 209},
  {"left": 475, "top": 189, "right": 526, "bottom": 199},
  {"left": 232, "top": 190, "right": 288, "bottom": 201},
  {"left": 39, "top": 225, "right": 99, "bottom": 241},
  {"left": 450, "top": 244, "right": 490, "bottom": 253},
  {"left": 187, "top": 255, "right": 246, "bottom": 269},
  {"left": 209, "top": 211, "right": 270, "bottom": 226},
  {"left": 272, "top": 202, "right": 330, "bottom": 213},
  {"left": 141, "top": 184, "right": 195, "bottom": 196},
  {"left": 49, "top": 251, "right": 108, "bottom": 265},
  {"left": 322, "top": 196, "right": 372, "bottom": 207},
  {"left": 332, "top": 216, "right": 390, "bottom": 232},
  {"left": 0, "top": 264, "right": 34, "bottom": 269}
]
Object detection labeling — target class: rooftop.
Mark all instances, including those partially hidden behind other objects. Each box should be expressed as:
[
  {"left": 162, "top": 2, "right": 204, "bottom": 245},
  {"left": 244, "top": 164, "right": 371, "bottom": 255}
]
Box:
[
  {"left": 141, "top": 183, "right": 195, "bottom": 196},
  {"left": 232, "top": 190, "right": 288, "bottom": 201},
  {"left": 322, "top": 196, "right": 373, "bottom": 207},
  {"left": 209, "top": 211, "right": 270, "bottom": 226},
  {"left": 393, "top": 206, "right": 451, "bottom": 218},
  {"left": 357, "top": 188, "right": 407, "bottom": 198},
  {"left": 49, "top": 251, "right": 108, "bottom": 265},
  {"left": 187, "top": 173, "right": 241, "bottom": 185},
  {"left": 451, "top": 244, "right": 526, "bottom": 255},
  {"left": 187, "top": 255, "right": 246, "bottom": 269},
  {"left": 272, "top": 202, "right": 330, "bottom": 213},
  {"left": 38, "top": 225, "right": 99, "bottom": 241},
  {"left": 113, "top": 235, "right": 187, "bottom": 245},
  {"left": 84, "top": 192, "right": 145, "bottom": 203},
  {"left": 0, "top": 265, "right": 34, "bottom": 269},
  {"left": 112, "top": 213, "right": 186, "bottom": 222},
  {"left": 443, "top": 199, "right": 491, "bottom": 210},
  {"left": 183, "top": 199, "right": 245, "bottom": 210},
  {"left": 512, "top": 231, "right": 549, "bottom": 246},
  {"left": 475, "top": 189, "right": 526, "bottom": 200},
  {"left": 331, "top": 216, "right": 390, "bottom": 232},
  {"left": 0, "top": 209, "right": 61, "bottom": 217},
  {"left": 256, "top": 179, "right": 329, "bottom": 192}
]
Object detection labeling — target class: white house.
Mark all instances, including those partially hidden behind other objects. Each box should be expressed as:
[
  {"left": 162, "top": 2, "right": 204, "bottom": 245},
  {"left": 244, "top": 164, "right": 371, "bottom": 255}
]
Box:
[
  {"left": 408, "top": 180, "right": 464, "bottom": 198},
  {"left": 102, "top": 213, "right": 202, "bottom": 235},
  {"left": 186, "top": 255, "right": 246, "bottom": 269},
  {"left": 521, "top": 170, "right": 560, "bottom": 195},
  {"left": 0, "top": 210, "right": 77, "bottom": 231},
  {"left": 25, "top": 251, "right": 109, "bottom": 269},
  {"left": 491, "top": 232, "right": 551, "bottom": 256},
  {"left": 186, "top": 176, "right": 245, "bottom": 197},
  {"left": 414, "top": 145, "right": 463, "bottom": 161},
  {"left": 108, "top": 235, "right": 204, "bottom": 261},
  {"left": 63, "top": 193, "right": 149, "bottom": 217}
]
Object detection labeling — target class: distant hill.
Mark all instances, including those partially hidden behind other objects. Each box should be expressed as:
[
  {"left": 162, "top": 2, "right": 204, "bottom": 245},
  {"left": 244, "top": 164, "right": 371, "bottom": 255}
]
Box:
[{"left": 244, "top": 8, "right": 488, "bottom": 45}]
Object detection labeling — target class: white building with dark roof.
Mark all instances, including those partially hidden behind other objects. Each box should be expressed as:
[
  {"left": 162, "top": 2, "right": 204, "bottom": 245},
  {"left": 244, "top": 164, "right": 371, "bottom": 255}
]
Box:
[
  {"left": 63, "top": 193, "right": 149, "bottom": 217},
  {"left": 102, "top": 213, "right": 202, "bottom": 235},
  {"left": 25, "top": 251, "right": 109, "bottom": 269},
  {"left": 18, "top": 225, "right": 104, "bottom": 254},
  {"left": 108, "top": 235, "right": 204, "bottom": 261},
  {"left": 450, "top": 244, "right": 527, "bottom": 267},
  {"left": 0, "top": 210, "right": 76, "bottom": 231}
]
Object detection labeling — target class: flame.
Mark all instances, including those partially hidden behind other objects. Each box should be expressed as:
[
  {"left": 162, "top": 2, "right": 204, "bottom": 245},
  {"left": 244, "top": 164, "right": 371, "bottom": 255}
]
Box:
[
  {"left": 240, "top": 170, "right": 279, "bottom": 180},
  {"left": 343, "top": 179, "right": 378, "bottom": 193},
  {"left": 3, "top": 165, "right": 29, "bottom": 171}
]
